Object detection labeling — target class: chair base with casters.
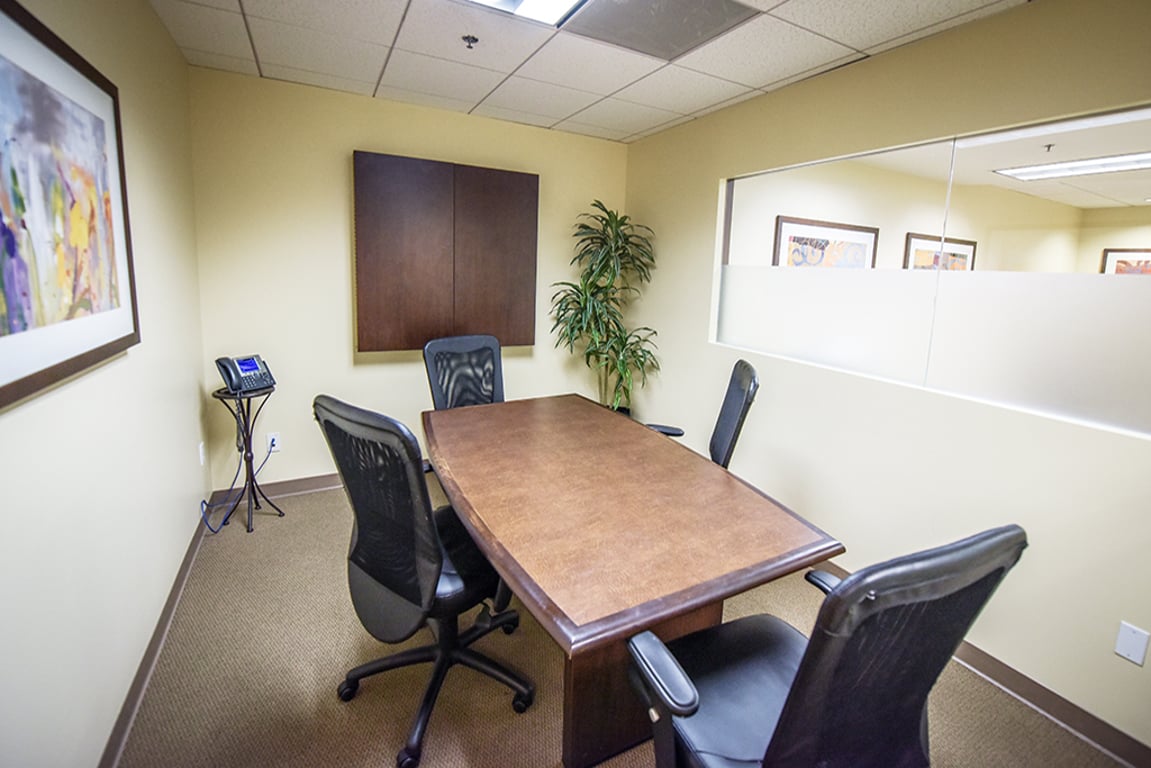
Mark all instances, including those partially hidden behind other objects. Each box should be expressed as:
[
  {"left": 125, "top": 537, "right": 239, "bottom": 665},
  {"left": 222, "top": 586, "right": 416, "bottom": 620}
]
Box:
[{"left": 338, "top": 604, "right": 533, "bottom": 768}]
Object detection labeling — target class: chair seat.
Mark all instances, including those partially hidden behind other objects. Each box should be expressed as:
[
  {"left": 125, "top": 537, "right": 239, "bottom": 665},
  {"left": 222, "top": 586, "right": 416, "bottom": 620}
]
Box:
[
  {"left": 430, "top": 505, "right": 499, "bottom": 616},
  {"left": 666, "top": 615, "right": 808, "bottom": 768}
]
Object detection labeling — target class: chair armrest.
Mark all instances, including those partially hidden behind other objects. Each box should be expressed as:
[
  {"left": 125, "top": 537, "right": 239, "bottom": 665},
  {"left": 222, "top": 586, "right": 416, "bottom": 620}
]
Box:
[
  {"left": 646, "top": 423, "right": 685, "bottom": 438},
  {"left": 805, "top": 569, "right": 841, "bottom": 594},
  {"left": 627, "top": 631, "right": 699, "bottom": 717}
]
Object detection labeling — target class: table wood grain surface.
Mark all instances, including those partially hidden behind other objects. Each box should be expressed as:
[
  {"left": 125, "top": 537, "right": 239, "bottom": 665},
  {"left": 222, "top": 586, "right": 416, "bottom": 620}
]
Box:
[{"left": 423, "top": 393, "right": 843, "bottom": 653}]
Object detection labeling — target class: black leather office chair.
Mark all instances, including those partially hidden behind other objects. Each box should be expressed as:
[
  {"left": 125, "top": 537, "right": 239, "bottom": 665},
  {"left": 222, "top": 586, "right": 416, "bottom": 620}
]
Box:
[
  {"left": 313, "top": 395, "right": 533, "bottom": 768},
  {"left": 648, "top": 359, "right": 759, "bottom": 468},
  {"left": 423, "top": 334, "right": 504, "bottom": 410},
  {"left": 627, "top": 524, "right": 1027, "bottom": 768}
]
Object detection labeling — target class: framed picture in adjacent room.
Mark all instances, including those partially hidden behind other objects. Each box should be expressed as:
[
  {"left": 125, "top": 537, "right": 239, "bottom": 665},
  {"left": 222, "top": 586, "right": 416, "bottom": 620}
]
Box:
[
  {"left": 0, "top": 0, "right": 138, "bottom": 409},
  {"left": 903, "top": 233, "right": 978, "bottom": 271},
  {"left": 1100, "top": 248, "right": 1151, "bottom": 274},
  {"left": 773, "top": 215, "right": 879, "bottom": 268}
]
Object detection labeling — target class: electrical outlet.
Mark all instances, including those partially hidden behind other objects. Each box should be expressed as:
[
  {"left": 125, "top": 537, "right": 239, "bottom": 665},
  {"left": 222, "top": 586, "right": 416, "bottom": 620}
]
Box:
[
  {"left": 266, "top": 432, "right": 281, "bottom": 453},
  {"left": 199, "top": 441, "right": 206, "bottom": 466},
  {"left": 1115, "top": 621, "right": 1149, "bottom": 666}
]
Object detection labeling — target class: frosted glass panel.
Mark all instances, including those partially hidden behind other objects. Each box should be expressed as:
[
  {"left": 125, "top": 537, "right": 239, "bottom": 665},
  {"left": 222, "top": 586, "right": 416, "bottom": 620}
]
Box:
[
  {"left": 718, "top": 265, "right": 939, "bottom": 383},
  {"left": 717, "top": 107, "right": 1151, "bottom": 435},
  {"left": 926, "top": 272, "right": 1151, "bottom": 432}
]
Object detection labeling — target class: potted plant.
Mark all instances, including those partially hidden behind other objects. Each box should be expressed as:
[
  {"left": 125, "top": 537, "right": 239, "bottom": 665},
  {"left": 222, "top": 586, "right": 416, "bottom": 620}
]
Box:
[{"left": 550, "top": 200, "right": 659, "bottom": 411}]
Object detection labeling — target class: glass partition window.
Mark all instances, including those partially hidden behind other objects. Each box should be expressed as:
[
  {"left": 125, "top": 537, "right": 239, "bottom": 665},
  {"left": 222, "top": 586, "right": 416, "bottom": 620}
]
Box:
[{"left": 716, "top": 106, "right": 1151, "bottom": 435}]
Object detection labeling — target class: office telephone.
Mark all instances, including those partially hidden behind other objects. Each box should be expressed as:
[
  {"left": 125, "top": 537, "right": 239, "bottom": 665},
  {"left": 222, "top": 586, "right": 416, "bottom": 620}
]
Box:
[{"left": 215, "top": 355, "right": 276, "bottom": 394}]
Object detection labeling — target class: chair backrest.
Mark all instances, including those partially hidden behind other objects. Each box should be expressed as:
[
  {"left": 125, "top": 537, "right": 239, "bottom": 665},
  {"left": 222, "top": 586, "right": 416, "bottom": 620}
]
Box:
[
  {"left": 312, "top": 395, "right": 442, "bottom": 644},
  {"left": 762, "top": 524, "right": 1028, "bottom": 768},
  {"left": 708, "top": 359, "right": 759, "bottom": 468},
  {"left": 423, "top": 334, "right": 505, "bottom": 410}
]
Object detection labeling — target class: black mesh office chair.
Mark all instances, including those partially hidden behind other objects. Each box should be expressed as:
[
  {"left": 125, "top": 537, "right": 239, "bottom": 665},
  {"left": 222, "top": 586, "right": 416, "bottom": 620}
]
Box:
[
  {"left": 648, "top": 359, "right": 759, "bottom": 468},
  {"left": 423, "top": 334, "right": 504, "bottom": 410},
  {"left": 708, "top": 359, "right": 759, "bottom": 468},
  {"left": 627, "top": 525, "right": 1027, "bottom": 768},
  {"left": 313, "top": 395, "right": 533, "bottom": 768}
]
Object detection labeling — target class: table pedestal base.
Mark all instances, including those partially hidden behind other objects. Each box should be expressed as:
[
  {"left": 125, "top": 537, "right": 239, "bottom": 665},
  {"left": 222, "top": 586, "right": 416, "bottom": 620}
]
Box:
[{"left": 562, "top": 601, "right": 724, "bottom": 768}]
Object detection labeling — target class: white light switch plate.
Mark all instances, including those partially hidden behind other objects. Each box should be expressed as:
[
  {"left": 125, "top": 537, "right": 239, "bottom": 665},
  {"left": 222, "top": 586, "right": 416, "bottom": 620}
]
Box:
[{"left": 1115, "top": 621, "right": 1149, "bottom": 666}]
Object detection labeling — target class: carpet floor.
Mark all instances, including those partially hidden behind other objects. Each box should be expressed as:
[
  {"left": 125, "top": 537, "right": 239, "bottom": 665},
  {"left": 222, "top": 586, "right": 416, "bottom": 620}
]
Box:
[{"left": 116, "top": 487, "right": 1123, "bottom": 768}]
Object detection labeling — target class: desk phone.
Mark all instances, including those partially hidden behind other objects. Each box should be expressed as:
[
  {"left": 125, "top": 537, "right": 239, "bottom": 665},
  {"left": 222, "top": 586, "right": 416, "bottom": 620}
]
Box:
[{"left": 215, "top": 355, "right": 276, "bottom": 395}]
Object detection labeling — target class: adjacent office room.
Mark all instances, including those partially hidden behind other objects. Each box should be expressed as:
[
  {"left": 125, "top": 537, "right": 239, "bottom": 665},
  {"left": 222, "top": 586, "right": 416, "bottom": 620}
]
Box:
[{"left": 1, "top": 0, "right": 1149, "bottom": 766}]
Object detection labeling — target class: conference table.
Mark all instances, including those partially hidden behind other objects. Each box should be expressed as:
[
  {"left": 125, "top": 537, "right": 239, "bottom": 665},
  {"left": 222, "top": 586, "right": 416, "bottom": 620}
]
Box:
[{"left": 422, "top": 394, "right": 843, "bottom": 768}]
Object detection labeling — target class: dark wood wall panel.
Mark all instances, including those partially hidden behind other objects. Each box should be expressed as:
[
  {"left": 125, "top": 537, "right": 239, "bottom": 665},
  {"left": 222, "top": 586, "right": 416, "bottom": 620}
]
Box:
[
  {"left": 353, "top": 151, "right": 538, "bottom": 352},
  {"left": 453, "top": 165, "right": 538, "bottom": 346},
  {"left": 354, "top": 152, "right": 454, "bottom": 351}
]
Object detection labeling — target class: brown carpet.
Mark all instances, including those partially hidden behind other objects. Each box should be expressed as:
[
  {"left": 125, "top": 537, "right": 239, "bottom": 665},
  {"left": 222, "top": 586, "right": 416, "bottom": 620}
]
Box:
[{"left": 116, "top": 487, "right": 1123, "bottom": 768}]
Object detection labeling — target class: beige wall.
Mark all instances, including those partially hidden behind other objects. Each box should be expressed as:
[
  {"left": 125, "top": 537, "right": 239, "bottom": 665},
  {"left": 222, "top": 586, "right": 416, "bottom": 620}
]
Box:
[
  {"left": 190, "top": 70, "right": 627, "bottom": 489},
  {"left": 626, "top": 0, "right": 1151, "bottom": 747},
  {"left": 0, "top": 0, "right": 204, "bottom": 764}
]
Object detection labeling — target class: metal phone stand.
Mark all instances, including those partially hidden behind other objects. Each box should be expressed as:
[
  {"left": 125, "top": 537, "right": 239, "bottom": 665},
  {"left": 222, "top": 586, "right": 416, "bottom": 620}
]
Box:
[{"left": 211, "top": 386, "right": 285, "bottom": 532}]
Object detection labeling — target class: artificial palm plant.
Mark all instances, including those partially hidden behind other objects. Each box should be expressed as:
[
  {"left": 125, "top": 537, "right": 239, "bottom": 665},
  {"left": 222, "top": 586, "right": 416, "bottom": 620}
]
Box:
[{"left": 550, "top": 200, "right": 659, "bottom": 410}]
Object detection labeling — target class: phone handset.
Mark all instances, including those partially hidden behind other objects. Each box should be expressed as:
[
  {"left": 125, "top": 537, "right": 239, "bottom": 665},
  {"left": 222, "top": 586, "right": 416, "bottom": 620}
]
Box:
[{"left": 215, "top": 355, "right": 276, "bottom": 394}]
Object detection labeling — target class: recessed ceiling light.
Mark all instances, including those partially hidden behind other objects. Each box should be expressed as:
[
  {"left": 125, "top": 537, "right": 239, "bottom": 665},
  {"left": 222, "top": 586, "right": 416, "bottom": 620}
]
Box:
[
  {"left": 466, "top": 0, "right": 586, "bottom": 25},
  {"left": 995, "top": 151, "right": 1151, "bottom": 181}
]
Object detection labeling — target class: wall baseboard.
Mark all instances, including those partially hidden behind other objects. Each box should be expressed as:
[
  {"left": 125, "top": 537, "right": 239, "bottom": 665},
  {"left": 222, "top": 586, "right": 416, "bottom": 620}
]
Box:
[
  {"left": 818, "top": 561, "right": 1147, "bottom": 768},
  {"left": 98, "top": 474, "right": 341, "bottom": 768}
]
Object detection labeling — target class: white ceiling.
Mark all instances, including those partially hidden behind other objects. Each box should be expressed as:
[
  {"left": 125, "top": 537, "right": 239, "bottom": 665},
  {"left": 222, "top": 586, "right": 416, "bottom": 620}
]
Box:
[{"left": 149, "top": 0, "right": 1029, "bottom": 143}]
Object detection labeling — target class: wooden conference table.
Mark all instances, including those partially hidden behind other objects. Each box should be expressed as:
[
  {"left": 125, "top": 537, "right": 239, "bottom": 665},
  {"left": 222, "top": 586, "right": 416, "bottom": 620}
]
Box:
[{"left": 422, "top": 394, "right": 843, "bottom": 768}]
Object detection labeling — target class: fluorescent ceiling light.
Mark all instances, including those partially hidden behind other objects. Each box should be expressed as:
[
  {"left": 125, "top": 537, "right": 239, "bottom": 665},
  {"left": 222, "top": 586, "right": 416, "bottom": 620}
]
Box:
[
  {"left": 466, "top": 0, "right": 584, "bottom": 25},
  {"left": 995, "top": 151, "right": 1151, "bottom": 181}
]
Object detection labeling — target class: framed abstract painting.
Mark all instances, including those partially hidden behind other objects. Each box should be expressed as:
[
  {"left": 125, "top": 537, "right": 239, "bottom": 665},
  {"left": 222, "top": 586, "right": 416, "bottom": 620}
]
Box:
[
  {"left": 773, "top": 215, "right": 879, "bottom": 268},
  {"left": 0, "top": 0, "right": 138, "bottom": 409},
  {"left": 904, "top": 233, "right": 978, "bottom": 271},
  {"left": 1100, "top": 248, "right": 1151, "bottom": 274}
]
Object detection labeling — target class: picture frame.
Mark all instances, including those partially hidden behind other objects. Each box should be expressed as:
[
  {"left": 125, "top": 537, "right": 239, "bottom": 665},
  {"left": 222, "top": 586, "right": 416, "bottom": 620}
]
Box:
[
  {"left": 0, "top": 0, "right": 138, "bottom": 410},
  {"left": 1100, "top": 248, "right": 1151, "bottom": 274},
  {"left": 773, "top": 215, "right": 879, "bottom": 268},
  {"left": 903, "top": 233, "right": 978, "bottom": 271}
]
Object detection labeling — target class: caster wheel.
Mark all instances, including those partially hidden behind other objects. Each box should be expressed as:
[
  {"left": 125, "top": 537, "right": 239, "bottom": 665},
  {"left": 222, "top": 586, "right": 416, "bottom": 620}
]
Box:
[
  {"left": 337, "top": 679, "right": 359, "bottom": 702},
  {"left": 397, "top": 747, "right": 420, "bottom": 768},
  {"left": 502, "top": 615, "right": 519, "bottom": 635},
  {"left": 512, "top": 690, "right": 533, "bottom": 713}
]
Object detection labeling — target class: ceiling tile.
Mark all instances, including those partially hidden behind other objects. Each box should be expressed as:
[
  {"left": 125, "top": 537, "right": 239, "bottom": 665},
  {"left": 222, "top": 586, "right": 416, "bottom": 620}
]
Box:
[
  {"left": 248, "top": 17, "right": 388, "bottom": 82},
  {"left": 261, "top": 64, "right": 377, "bottom": 96},
  {"left": 692, "top": 88, "right": 764, "bottom": 117},
  {"left": 567, "top": 97, "right": 683, "bottom": 135},
  {"left": 393, "top": 0, "right": 555, "bottom": 73},
  {"left": 481, "top": 76, "right": 601, "bottom": 120},
  {"left": 676, "top": 14, "right": 855, "bottom": 88},
  {"left": 242, "top": 0, "right": 406, "bottom": 45},
  {"left": 375, "top": 86, "right": 478, "bottom": 114},
  {"left": 563, "top": 0, "right": 758, "bottom": 61},
  {"left": 173, "top": 0, "right": 239, "bottom": 9},
  {"left": 181, "top": 48, "right": 258, "bottom": 75},
  {"left": 516, "top": 32, "right": 663, "bottom": 96},
  {"left": 627, "top": 114, "right": 694, "bottom": 140},
  {"left": 771, "top": 0, "right": 1006, "bottom": 51},
  {"left": 862, "top": 0, "right": 1029, "bottom": 55},
  {"left": 761, "top": 51, "right": 865, "bottom": 91},
  {"left": 149, "top": 0, "right": 251, "bottom": 59},
  {"left": 380, "top": 49, "right": 505, "bottom": 104},
  {"left": 550, "top": 119, "right": 631, "bottom": 142},
  {"left": 614, "top": 64, "right": 752, "bottom": 115},
  {"left": 470, "top": 103, "right": 558, "bottom": 128},
  {"left": 150, "top": 0, "right": 1027, "bottom": 143}
]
